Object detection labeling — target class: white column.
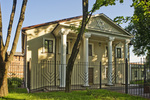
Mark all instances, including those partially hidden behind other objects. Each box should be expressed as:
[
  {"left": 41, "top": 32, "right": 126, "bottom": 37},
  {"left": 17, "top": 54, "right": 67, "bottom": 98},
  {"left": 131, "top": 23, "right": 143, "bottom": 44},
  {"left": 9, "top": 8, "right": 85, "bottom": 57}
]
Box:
[
  {"left": 60, "top": 28, "right": 69, "bottom": 87},
  {"left": 107, "top": 37, "right": 114, "bottom": 86},
  {"left": 83, "top": 33, "right": 91, "bottom": 86}
]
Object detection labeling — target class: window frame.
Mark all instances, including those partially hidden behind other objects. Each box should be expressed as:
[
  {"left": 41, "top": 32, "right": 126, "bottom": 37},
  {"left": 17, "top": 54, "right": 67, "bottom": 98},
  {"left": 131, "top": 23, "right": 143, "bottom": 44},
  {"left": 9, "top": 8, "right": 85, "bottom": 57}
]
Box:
[
  {"left": 88, "top": 43, "right": 94, "bottom": 56},
  {"left": 116, "top": 48, "right": 121, "bottom": 58},
  {"left": 43, "top": 38, "right": 55, "bottom": 53}
]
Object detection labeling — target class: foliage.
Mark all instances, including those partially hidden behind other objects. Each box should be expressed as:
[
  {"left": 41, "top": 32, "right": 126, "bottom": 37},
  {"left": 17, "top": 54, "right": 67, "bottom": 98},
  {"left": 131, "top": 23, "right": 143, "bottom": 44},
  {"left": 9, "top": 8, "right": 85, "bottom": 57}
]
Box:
[
  {"left": 130, "top": 80, "right": 144, "bottom": 84},
  {"left": 114, "top": 0, "right": 150, "bottom": 57},
  {"left": 7, "top": 77, "right": 22, "bottom": 88},
  {"left": 145, "top": 79, "right": 150, "bottom": 86},
  {"left": 0, "top": 88, "right": 147, "bottom": 100}
]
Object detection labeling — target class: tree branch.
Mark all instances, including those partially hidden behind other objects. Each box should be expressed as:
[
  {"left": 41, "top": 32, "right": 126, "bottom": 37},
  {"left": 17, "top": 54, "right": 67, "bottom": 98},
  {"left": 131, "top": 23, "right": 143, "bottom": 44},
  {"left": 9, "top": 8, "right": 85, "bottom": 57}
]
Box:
[
  {"left": 0, "top": 3, "right": 3, "bottom": 51},
  {"left": 3, "top": 0, "right": 17, "bottom": 54},
  {"left": 8, "top": 0, "right": 28, "bottom": 62}
]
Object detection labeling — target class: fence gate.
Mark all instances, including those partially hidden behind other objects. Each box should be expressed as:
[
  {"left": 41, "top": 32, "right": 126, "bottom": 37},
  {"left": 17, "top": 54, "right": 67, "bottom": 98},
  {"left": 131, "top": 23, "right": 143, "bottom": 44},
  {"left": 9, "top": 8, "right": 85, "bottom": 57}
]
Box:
[{"left": 100, "top": 62, "right": 126, "bottom": 93}]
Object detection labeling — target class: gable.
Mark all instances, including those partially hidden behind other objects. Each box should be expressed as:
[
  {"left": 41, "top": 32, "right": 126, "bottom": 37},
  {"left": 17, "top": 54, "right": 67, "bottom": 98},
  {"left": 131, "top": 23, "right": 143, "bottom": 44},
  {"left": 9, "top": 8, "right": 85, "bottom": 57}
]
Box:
[{"left": 87, "top": 16, "right": 126, "bottom": 35}]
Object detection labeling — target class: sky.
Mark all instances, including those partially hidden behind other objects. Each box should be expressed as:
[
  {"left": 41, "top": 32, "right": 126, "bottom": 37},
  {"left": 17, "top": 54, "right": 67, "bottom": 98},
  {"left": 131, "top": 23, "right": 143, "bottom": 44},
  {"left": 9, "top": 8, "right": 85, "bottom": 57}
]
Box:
[{"left": 1, "top": 0, "right": 145, "bottom": 62}]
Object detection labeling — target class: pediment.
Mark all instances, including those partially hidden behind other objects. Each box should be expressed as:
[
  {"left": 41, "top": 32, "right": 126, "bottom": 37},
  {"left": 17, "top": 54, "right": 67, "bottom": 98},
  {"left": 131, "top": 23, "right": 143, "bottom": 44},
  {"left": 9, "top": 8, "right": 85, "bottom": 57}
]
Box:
[{"left": 87, "top": 16, "right": 122, "bottom": 34}]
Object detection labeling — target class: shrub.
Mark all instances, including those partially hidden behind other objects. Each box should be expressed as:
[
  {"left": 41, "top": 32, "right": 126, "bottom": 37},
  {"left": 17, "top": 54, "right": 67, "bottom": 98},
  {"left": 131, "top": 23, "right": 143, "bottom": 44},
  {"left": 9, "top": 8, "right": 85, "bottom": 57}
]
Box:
[
  {"left": 8, "top": 77, "right": 22, "bottom": 88},
  {"left": 145, "top": 79, "right": 150, "bottom": 86}
]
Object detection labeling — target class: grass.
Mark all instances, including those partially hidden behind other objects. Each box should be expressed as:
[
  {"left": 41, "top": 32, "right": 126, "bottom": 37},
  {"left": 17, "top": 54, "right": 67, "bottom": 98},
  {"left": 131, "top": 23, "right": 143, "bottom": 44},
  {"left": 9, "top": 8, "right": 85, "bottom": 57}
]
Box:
[
  {"left": 0, "top": 88, "right": 148, "bottom": 100},
  {"left": 130, "top": 80, "right": 144, "bottom": 84}
]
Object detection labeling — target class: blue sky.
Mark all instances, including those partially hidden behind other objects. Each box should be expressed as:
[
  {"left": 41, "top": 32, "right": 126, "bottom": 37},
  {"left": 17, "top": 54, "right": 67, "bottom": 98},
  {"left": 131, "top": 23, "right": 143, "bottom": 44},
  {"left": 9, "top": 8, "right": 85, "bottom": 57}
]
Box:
[{"left": 1, "top": 0, "right": 145, "bottom": 62}]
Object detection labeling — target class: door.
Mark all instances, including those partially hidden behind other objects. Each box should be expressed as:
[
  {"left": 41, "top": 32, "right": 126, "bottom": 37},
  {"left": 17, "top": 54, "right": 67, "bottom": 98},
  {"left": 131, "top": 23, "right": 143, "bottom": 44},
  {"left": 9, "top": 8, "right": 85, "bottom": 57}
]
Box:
[{"left": 88, "top": 68, "right": 94, "bottom": 85}]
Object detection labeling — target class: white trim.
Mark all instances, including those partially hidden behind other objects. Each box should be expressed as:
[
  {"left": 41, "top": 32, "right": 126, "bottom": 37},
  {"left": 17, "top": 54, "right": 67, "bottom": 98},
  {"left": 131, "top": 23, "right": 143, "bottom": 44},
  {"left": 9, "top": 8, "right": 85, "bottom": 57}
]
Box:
[{"left": 43, "top": 38, "right": 55, "bottom": 53}]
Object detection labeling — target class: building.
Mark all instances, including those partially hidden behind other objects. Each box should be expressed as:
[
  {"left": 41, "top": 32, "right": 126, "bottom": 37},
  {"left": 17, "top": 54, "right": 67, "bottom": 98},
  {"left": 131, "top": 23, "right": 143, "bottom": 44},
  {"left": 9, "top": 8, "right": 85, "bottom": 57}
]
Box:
[
  {"left": 8, "top": 52, "right": 24, "bottom": 78},
  {"left": 22, "top": 14, "right": 133, "bottom": 90}
]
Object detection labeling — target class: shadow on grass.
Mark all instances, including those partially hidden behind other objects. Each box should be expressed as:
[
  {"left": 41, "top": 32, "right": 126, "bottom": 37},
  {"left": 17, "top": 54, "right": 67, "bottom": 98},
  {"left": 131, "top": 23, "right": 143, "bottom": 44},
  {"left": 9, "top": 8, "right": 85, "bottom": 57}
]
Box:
[
  {"left": 6, "top": 88, "right": 147, "bottom": 100},
  {"left": 0, "top": 97, "right": 25, "bottom": 100},
  {"left": 8, "top": 88, "right": 27, "bottom": 93}
]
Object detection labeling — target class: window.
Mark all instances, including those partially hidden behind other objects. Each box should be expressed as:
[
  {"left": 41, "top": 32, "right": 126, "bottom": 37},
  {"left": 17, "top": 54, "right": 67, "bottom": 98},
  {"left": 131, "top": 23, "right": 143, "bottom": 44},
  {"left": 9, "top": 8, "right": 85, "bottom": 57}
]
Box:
[
  {"left": 117, "top": 48, "right": 121, "bottom": 58},
  {"left": 66, "top": 42, "right": 68, "bottom": 54},
  {"left": 134, "top": 70, "right": 137, "bottom": 77},
  {"left": 45, "top": 39, "right": 53, "bottom": 53},
  {"left": 89, "top": 44, "right": 92, "bottom": 56},
  {"left": 105, "top": 66, "right": 108, "bottom": 78},
  {"left": 106, "top": 67, "right": 108, "bottom": 78},
  {"left": 105, "top": 46, "right": 108, "bottom": 57},
  {"left": 19, "top": 56, "right": 20, "bottom": 61}
]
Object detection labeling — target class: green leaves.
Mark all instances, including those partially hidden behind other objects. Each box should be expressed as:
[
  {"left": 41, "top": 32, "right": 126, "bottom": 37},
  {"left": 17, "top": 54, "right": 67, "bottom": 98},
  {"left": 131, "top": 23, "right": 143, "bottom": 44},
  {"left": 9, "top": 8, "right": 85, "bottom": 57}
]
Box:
[
  {"left": 114, "top": 16, "right": 131, "bottom": 24},
  {"left": 91, "top": 0, "right": 124, "bottom": 14},
  {"left": 114, "top": 0, "right": 150, "bottom": 56},
  {"left": 127, "top": 0, "right": 150, "bottom": 56}
]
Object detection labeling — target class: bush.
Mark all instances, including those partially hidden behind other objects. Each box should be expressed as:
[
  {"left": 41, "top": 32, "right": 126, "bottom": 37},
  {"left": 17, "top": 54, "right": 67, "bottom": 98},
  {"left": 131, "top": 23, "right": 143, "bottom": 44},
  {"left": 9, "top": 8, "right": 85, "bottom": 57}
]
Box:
[
  {"left": 145, "top": 79, "right": 150, "bottom": 86},
  {"left": 8, "top": 77, "right": 23, "bottom": 88}
]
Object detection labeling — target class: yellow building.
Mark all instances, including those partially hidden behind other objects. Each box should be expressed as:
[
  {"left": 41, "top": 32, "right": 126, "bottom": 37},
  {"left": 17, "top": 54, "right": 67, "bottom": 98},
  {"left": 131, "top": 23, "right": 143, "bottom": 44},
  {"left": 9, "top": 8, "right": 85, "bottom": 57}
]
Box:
[{"left": 22, "top": 14, "right": 133, "bottom": 90}]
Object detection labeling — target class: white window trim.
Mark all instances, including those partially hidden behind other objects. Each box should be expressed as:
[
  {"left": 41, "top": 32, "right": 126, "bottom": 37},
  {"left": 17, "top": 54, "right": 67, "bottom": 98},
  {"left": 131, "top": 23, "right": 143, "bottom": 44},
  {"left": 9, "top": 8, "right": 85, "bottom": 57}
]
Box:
[
  {"left": 43, "top": 38, "right": 55, "bottom": 53},
  {"left": 115, "top": 46, "right": 122, "bottom": 58},
  {"left": 89, "top": 43, "right": 94, "bottom": 56}
]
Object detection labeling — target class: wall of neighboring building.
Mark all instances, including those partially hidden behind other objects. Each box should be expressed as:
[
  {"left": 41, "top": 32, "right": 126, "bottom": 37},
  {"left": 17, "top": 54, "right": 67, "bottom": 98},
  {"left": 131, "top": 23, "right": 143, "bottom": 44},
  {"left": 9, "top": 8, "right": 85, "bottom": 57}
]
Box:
[
  {"left": 8, "top": 54, "right": 24, "bottom": 78},
  {"left": 130, "top": 64, "right": 144, "bottom": 81}
]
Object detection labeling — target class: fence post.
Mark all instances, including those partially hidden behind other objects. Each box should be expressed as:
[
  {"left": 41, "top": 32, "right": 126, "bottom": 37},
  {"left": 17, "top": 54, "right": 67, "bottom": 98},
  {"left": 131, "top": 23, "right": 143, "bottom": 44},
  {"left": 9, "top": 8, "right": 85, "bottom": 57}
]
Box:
[
  {"left": 125, "top": 58, "right": 128, "bottom": 94},
  {"left": 100, "top": 61, "right": 102, "bottom": 89},
  {"left": 144, "top": 64, "right": 146, "bottom": 85}
]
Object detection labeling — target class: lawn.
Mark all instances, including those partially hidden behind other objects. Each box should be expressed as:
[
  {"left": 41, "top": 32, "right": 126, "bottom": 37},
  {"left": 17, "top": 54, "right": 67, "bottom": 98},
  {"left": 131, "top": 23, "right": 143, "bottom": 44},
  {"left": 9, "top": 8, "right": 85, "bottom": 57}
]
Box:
[{"left": 0, "top": 88, "right": 148, "bottom": 100}]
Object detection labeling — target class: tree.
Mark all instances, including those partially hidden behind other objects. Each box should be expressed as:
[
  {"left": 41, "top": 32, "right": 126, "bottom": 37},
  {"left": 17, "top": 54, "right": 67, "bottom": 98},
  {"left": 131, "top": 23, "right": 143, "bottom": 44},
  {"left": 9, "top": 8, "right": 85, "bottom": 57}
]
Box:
[
  {"left": 0, "top": 0, "right": 28, "bottom": 97},
  {"left": 65, "top": 0, "right": 124, "bottom": 92},
  {"left": 114, "top": 0, "right": 150, "bottom": 58}
]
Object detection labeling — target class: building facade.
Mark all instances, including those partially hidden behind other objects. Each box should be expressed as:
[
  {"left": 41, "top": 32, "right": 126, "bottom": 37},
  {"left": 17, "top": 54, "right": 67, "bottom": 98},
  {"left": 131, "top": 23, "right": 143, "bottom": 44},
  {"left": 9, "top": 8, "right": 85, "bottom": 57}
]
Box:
[{"left": 22, "top": 14, "right": 133, "bottom": 90}]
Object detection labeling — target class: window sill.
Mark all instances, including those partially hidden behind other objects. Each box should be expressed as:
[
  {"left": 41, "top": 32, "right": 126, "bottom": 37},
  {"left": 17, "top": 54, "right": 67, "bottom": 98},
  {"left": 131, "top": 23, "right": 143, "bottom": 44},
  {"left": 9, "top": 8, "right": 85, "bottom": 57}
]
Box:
[
  {"left": 41, "top": 52, "right": 55, "bottom": 54},
  {"left": 116, "top": 57, "right": 122, "bottom": 59},
  {"left": 58, "top": 53, "right": 71, "bottom": 55}
]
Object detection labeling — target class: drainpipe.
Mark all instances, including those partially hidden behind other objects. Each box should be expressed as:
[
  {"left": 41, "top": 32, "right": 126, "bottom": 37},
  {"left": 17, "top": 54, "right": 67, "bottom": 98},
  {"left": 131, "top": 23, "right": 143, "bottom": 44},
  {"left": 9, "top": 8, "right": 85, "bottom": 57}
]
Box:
[
  {"left": 22, "top": 30, "right": 27, "bottom": 88},
  {"left": 51, "top": 24, "right": 59, "bottom": 86}
]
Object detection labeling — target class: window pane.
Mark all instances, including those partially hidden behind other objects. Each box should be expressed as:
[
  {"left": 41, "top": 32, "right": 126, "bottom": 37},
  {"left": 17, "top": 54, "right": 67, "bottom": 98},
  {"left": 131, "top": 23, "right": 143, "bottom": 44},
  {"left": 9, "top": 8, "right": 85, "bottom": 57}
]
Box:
[
  {"left": 48, "top": 40, "right": 53, "bottom": 53},
  {"left": 106, "top": 46, "right": 108, "bottom": 57},
  {"left": 117, "top": 48, "right": 121, "bottom": 58},
  {"left": 45, "top": 40, "right": 53, "bottom": 53},
  {"left": 45, "top": 40, "right": 48, "bottom": 52},
  {"left": 89, "top": 44, "right": 92, "bottom": 56},
  {"left": 134, "top": 71, "right": 137, "bottom": 77},
  {"left": 66, "top": 42, "right": 68, "bottom": 54}
]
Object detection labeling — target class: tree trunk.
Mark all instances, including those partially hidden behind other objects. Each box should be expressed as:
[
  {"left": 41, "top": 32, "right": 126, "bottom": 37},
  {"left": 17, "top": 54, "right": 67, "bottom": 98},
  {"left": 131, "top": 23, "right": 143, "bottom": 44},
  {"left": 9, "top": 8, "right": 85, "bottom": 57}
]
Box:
[
  {"left": 65, "top": 0, "right": 88, "bottom": 92},
  {"left": 0, "top": 62, "right": 8, "bottom": 97}
]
